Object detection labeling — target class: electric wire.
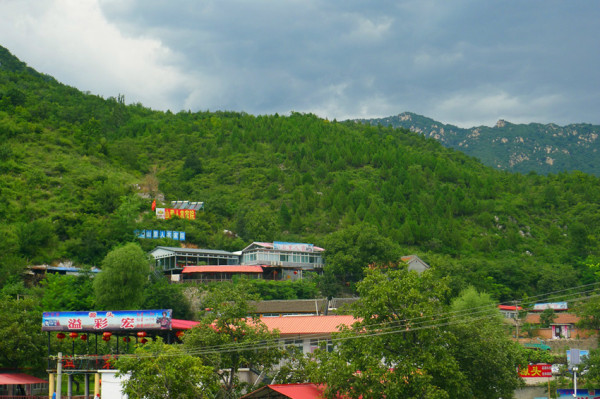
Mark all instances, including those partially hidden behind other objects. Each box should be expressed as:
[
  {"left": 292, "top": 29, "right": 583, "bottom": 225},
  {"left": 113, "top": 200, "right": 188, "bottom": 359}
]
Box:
[{"left": 53, "top": 281, "right": 600, "bottom": 361}]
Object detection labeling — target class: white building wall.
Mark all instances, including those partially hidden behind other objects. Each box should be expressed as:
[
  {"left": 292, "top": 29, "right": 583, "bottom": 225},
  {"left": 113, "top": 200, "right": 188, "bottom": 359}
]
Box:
[{"left": 99, "top": 370, "right": 128, "bottom": 399}]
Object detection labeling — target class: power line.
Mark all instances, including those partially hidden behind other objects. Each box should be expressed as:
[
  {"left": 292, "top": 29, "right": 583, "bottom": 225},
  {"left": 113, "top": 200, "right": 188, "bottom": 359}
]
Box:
[{"left": 60, "top": 282, "right": 600, "bottom": 359}]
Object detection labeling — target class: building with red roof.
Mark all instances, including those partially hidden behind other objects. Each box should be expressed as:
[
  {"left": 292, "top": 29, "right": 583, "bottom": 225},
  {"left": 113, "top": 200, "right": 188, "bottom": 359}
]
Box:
[
  {"left": 240, "top": 383, "right": 330, "bottom": 399},
  {"left": 0, "top": 373, "right": 48, "bottom": 397},
  {"left": 260, "top": 315, "right": 356, "bottom": 354}
]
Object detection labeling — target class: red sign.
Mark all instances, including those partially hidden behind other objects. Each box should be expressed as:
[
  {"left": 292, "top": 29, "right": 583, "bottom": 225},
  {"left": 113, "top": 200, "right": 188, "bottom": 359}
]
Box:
[
  {"left": 519, "top": 364, "right": 552, "bottom": 378},
  {"left": 163, "top": 208, "right": 196, "bottom": 220}
]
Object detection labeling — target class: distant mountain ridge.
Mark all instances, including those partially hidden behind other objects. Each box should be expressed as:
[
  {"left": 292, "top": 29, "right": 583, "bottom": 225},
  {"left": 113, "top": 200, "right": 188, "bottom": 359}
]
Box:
[{"left": 355, "top": 112, "right": 600, "bottom": 175}]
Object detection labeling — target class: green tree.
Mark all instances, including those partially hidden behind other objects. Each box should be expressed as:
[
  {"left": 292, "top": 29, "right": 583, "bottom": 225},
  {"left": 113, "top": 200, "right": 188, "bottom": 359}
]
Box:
[
  {"left": 40, "top": 273, "right": 95, "bottom": 311},
  {"left": 116, "top": 338, "right": 218, "bottom": 398},
  {"left": 0, "top": 295, "right": 47, "bottom": 375},
  {"left": 308, "top": 268, "right": 523, "bottom": 398},
  {"left": 143, "top": 276, "right": 193, "bottom": 319},
  {"left": 93, "top": 243, "right": 150, "bottom": 309},
  {"left": 183, "top": 282, "right": 282, "bottom": 398},
  {"left": 539, "top": 308, "right": 557, "bottom": 328},
  {"left": 448, "top": 287, "right": 525, "bottom": 398},
  {"left": 322, "top": 223, "right": 401, "bottom": 287}
]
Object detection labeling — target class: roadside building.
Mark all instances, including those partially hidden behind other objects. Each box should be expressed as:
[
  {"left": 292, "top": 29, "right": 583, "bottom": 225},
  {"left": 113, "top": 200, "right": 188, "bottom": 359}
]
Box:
[
  {"left": 150, "top": 246, "right": 240, "bottom": 280},
  {"left": 260, "top": 314, "right": 356, "bottom": 355},
  {"left": 150, "top": 241, "right": 325, "bottom": 282},
  {"left": 241, "top": 383, "right": 332, "bottom": 399},
  {"left": 0, "top": 373, "right": 48, "bottom": 397},
  {"left": 241, "top": 242, "right": 325, "bottom": 281},
  {"left": 249, "top": 298, "right": 358, "bottom": 317},
  {"left": 498, "top": 304, "right": 522, "bottom": 319},
  {"left": 400, "top": 254, "right": 430, "bottom": 273},
  {"left": 524, "top": 312, "right": 592, "bottom": 340}
]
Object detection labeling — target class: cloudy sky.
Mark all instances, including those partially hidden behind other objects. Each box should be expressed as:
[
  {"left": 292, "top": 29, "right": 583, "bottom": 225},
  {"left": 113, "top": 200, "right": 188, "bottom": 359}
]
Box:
[{"left": 1, "top": 0, "right": 598, "bottom": 127}]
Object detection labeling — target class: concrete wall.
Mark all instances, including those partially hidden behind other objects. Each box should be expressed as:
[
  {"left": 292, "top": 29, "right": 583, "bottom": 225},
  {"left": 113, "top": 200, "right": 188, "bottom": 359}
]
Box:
[{"left": 514, "top": 386, "right": 549, "bottom": 399}]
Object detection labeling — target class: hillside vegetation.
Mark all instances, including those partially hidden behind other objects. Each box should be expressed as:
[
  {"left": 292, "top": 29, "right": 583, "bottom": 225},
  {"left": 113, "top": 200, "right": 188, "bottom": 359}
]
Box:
[
  {"left": 357, "top": 112, "right": 600, "bottom": 175},
  {"left": 1, "top": 46, "right": 599, "bottom": 301}
]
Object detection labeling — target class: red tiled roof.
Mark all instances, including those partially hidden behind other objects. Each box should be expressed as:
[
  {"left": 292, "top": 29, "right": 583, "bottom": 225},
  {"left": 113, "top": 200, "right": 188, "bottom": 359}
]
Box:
[
  {"left": 269, "top": 384, "right": 326, "bottom": 398},
  {"left": 498, "top": 305, "right": 522, "bottom": 311},
  {"left": 172, "top": 319, "right": 200, "bottom": 330},
  {"left": 260, "top": 315, "right": 356, "bottom": 335},
  {"left": 182, "top": 266, "right": 263, "bottom": 274},
  {"left": 241, "top": 383, "right": 327, "bottom": 399},
  {"left": 0, "top": 374, "right": 47, "bottom": 385},
  {"left": 525, "top": 313, "right": 580, "bottom": 324}
]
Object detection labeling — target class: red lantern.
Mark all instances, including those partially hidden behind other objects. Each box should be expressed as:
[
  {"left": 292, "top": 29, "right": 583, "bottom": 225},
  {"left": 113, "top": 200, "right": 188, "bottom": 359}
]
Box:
[
  {"left": 175, "top": 331, "right": 184, "bottom": 338},
  {"left": 80, "top": 334, "right": 88, "bottom": 341},
  {"left": 137, "top": 331, "right": 147, "bottom": 338},
  {"left": 103, "top": 332, "right": 112, "bottom": 338},
  {"left": 140, "top": 338, "right": 148, "bottom": 344},
  {"left": 56, "top": 333, "right": 66, "bottom": 340},
  {"left": 69, "top": 332, "right": 78, "bottom": 339},
  {"left": 102, "top": 336, "right": 110, "bottom": 342},
  {"left": 122, "top": 337, "right": 130, "bottom": 343}
]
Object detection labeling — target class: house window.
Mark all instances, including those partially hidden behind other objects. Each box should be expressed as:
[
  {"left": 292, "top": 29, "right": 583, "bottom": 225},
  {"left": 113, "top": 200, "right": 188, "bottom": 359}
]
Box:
[
  {"left": 284, "top": 339, "right": 304, "bottom": 350},
  {"left": 310, "top": 339, "right": 333, "bottom": 353}
]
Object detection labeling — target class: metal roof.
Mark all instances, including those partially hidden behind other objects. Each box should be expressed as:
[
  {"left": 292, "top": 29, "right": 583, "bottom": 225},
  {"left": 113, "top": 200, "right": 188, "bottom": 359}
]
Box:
[
  {"left": 242, "top": 242, "right": 325, "bottom": 253},
  {"left": 0, "top": 373, "right": 47, "bottom": 385},
  {"left": 183, "top": 266, "right": 263, "bottom": 274},
  {"left": 250, "top": 299, "right": 328, "bottom": 314},
  {"left": 151, "top": 246, "right": 236, "bottom": 256},
  {"left": 172, "top": 319, "right": 200, "bottom": 330}
]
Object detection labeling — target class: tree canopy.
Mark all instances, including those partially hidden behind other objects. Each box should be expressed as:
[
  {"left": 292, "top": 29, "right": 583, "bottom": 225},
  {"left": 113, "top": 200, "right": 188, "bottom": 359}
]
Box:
[
  {"left": 116, "top": 338, "right": 218, "bottom": 399},
  {"left": 183, "top": 282, "right": 282, "bottom": 398},
  {"left": 305, "top": 267, "right": 524, "bottom": 398},
  {"left": 93, "top": 243, "right": 150, "bottom": 309}
]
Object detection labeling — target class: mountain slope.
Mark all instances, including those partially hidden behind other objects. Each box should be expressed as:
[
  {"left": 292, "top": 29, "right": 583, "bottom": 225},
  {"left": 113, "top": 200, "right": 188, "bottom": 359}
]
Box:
[
  {"left": 356, "top": 112, "right": 600, "bottom": 175},
  {"left": 1, "top": 46, "right": 600, "bottom": 301}
]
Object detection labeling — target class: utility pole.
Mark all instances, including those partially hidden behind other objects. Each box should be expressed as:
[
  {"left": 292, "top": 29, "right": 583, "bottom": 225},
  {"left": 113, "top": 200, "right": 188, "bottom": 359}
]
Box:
[
  {"left": 514, "top": 300, "right": 520, "bottom": 340},
  {"left": 56, "top": 352, "right": 62, "bottom": 399}
]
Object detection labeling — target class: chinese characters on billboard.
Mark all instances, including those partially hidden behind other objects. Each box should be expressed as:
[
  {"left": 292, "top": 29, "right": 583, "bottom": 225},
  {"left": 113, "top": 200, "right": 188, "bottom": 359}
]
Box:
[
  {"left": 518, "top": 363, "right": 552, "bottom": 378},
  {"left": 273, "top": 241, "right": 314, "bottom": 252},
  {"left": 42, "top": 310, "right": 172, "bottom": 332},
  {"left": 136, "top": 230, "right": 186, "bottom": 241},
  {"left": 156, "top": 208, "right": 196, "bottom": 220}
]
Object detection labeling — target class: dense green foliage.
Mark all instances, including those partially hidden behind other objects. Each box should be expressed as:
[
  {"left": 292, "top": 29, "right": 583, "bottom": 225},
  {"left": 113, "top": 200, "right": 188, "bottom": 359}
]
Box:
[
  {"left": 93, "top": 243, "right": 150, "bottom": 309},
  {"left": 1, "top": 46, "right": 600, "bottom": 302},
  {"left": 0, "top": 295, "right": 47, "bottom": 375},
  {"left": 183, "top": 282, "right": 282, "bottom": 398},
  {"left": 360, "top": 112, "right": 600, "bottom": 176},
  {"left": 116, "top": 338, "right": 218, "bottom": 399},
  {"left": 305, "top": 267, "right": 525, "bottom": 398}
]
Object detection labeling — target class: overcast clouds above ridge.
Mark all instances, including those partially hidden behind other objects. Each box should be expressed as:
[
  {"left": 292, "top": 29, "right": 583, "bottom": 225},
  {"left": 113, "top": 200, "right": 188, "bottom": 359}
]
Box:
[{"left": 1, "top": 0, "right": 598, "bottom": 128}]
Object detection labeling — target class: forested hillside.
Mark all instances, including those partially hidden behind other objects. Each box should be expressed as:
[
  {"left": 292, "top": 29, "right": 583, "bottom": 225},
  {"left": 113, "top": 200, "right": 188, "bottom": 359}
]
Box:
[
  {"left": 357, "top": 112, "right": 600, "bottom": 176},
  {"left": 1, "top": 46, "right": 599, "bottom": 301}
]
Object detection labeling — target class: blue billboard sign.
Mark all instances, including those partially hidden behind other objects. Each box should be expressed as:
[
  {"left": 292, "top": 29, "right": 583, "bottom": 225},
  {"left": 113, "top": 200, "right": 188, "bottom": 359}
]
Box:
[
  {"left": 135, "top": 230, "right": 186, "bottom": 241},
  {"left": 42, "top": 309, "right": 172, "bottom": 332}
]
